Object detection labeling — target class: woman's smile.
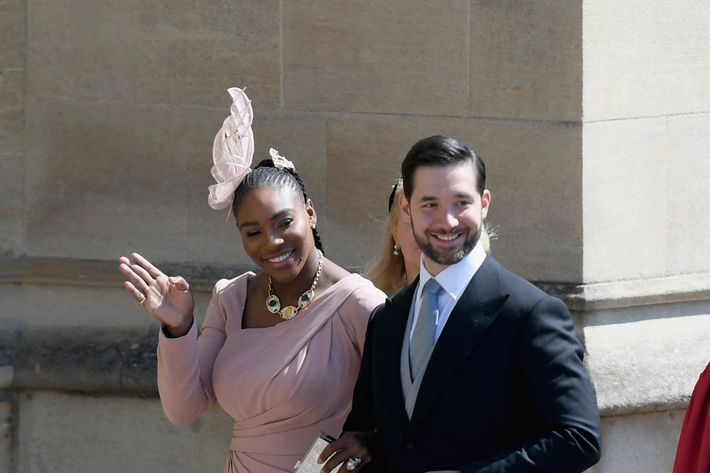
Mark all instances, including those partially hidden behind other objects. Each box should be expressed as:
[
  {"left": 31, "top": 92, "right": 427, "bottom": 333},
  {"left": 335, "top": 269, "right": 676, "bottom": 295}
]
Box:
[{"left": 263, "top": 249, "right": 296, "bottom": 269}]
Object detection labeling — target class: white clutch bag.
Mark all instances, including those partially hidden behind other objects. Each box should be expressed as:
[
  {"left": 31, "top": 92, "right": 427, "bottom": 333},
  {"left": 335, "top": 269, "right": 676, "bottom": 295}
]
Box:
[{"left": 294, "top": 432, "right": 337, "bottom": 472}]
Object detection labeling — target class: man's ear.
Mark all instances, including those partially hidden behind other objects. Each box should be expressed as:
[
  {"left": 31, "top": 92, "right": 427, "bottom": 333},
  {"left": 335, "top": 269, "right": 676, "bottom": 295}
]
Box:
[
  {"left": 481, "top": 189, "right": 491, "bottom": 219},
  {"left": 399, "top": 194, "right": 412, "bottom": 223}
]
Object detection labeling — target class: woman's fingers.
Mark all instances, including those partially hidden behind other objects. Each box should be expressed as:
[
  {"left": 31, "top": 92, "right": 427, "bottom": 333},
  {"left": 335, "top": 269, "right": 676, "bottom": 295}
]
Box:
[
  {"left": 319, "top": 437, "right": 342, "bottom": 464},
  {"left": 319, "top": 433, "right": 371, "bottom": 473},
  {"left": 123, "top": 281, "right": 145, "bottom": 304},
  {"left": 130, "top": 262, "right": 156, "bottom": 286},
  {"left": 119, "top": 254, "right": 193, "bottom": 330},
  {"left": 130, "top": 252, "right": 165, "bottom": 279},
  {"left": 336, "top": 448, "right": 370, "bottom": 473},
  {"left": 321, "top": 449, "right": 369, "bottom": 473},
  {"left": 169, "top": 276, "right": 190, "bottom": 292},
  {"left": 119, "top": 262, "right": 152, "bottom": 294},
  {"left": 119, "top": 254, "right": 166, "bottom": 293},
  {"left": 320, "top": 452, "right": 345, "bottom": 473}
]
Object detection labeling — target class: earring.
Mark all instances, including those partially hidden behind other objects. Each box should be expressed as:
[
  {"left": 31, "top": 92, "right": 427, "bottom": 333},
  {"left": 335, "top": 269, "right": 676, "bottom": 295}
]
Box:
[
  {"left": 311, "top": 224, "right": 316, "bottom": 229},
  {"left": 393, "top": 244, "right": 400, "bottom": 256}
]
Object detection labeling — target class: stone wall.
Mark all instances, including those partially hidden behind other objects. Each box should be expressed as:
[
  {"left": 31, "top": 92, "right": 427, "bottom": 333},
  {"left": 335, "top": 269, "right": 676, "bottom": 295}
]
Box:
[
  {"left": 582, "top": 0, "right": 710, "bottom": 282},
  {"left": 1, "top": 1, "right": 709, "bottom": 472},
  {"left": 1, "top": 0, "right": 590, "bottom": 279}
]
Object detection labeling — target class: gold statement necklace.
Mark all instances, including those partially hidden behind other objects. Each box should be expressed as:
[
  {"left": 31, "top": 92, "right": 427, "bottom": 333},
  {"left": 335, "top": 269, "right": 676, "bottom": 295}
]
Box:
[{"left": 266, "top": 249, "right": 324, "bottom": 320}]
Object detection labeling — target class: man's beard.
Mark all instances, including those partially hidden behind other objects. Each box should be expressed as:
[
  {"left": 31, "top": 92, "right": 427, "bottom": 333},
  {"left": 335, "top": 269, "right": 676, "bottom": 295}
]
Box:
[{"left": 413, "top": 225, "right": 480, "bottom": 266}]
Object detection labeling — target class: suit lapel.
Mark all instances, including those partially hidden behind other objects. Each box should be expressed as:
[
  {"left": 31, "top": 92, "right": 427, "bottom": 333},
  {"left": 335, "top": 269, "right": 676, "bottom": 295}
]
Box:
[
  {"left": 378, "top": 280, "right": 418, "bottom": 432},
  {"left": 408, "top": 257, "right": 509, "bottom": 432}
]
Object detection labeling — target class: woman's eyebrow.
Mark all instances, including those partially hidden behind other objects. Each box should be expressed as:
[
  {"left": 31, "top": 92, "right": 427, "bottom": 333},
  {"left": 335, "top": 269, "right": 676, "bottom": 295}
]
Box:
[{"left": 237, "top": 209, "right": 295, "bottom": 229}]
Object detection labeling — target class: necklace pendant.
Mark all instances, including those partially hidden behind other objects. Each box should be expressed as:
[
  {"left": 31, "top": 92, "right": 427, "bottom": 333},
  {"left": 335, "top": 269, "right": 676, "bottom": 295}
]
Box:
[
  {"left": 298, "top": 289, "right": 315, "bottom": 308},
  {"left": 265, "top": 249, "right": 324, "bottom": 321},
  {"left": 266, "top": 294, "right": 281, "bottom": 314},
  {"left": 280, "top": 305, "right": 298, "bottom": 320}
]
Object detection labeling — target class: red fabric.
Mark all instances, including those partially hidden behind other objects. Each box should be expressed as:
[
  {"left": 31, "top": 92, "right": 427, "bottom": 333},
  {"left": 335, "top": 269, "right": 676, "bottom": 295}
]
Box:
[{"left": 673, "top": 361, "right": 710, "bottom": 473}]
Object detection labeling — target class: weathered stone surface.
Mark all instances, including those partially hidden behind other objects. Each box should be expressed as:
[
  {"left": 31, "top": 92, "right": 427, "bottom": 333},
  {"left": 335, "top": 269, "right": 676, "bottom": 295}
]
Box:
[
  {"left": 0, "top": 153, "right": 25, "bottom": 257},
  {"left": 480, "top": 122, "right": 582, "bottom": 284},
  {"left": 582, "top": 118, "right": 668, "bottom": 282},
  {"left": 22, "top": 96, "right": 327, "bottom": 267},
  {"left": 470, "top": 0, "right": 582, "bottom": 121},
  {"left": 251, "top": 110, "right": 327, "bottom": 209},
  {"left": 27, "top": 0, "right": 281, "bottom": 108},
  {"left": 584, "top": 309, "right": 710, "bottom": 415},
  {"left": 6, "top": 326, "right": 159, "bottom": 395},
  {"left": 588, "top": 410, "right": 684, "bottom": 473},
  {"left": 283, "top": 0, "right": 468, "bottom": 115},
  {"left": 0, "top": 392, "right": 16, "bottom": 473},
  {"left": 24, "top": 99, "right": 191, "bottom": 261},
  {"left": 17, "top": 391, "right": 231, "bottom": 473},
  {"left": 583, "top": 0, "right": 710, "bottom": 120},
  {"left": 0, "top": 280, "right": 220, "bottom": 396},
  {"left": 0, "top": 68, "right": 25, "bottom": 155},
  {"left": 667, "top": 113, "right": 710, "bottom": 275},
  {"left": 187, "top": 109, "right": 326, "bottom": 266},
  {"left": 562, "top": 271, "right": 710, "bottom": 311},
  {"left": 583, "top": 113, "right": 710, "bottom": 282},
  {"left": 0, "top": 0, "right": 26, "bottom": 263},
  {"left": 0, "top": 257, "right": 251, "bottom": 294},
  {"left": 0, "top": 283, "right": 149, "bottom": 330},
  {"left": 0, "top": 281, "right": 214, "bottom": 331},
  {"left": 0, "top": 0, "right": 25, "bottom": 68},
  {"left": 326, "top": 113, "right": 582, "bottom": 282},
  {"left": 0, "top": 367, "right": 14, "bottom": 389}
]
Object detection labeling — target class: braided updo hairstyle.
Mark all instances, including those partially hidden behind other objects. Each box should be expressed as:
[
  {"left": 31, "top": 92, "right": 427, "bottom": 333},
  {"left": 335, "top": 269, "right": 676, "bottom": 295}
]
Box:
[{"left": 231, "top": 158, "right": 325, "bottom": 254}]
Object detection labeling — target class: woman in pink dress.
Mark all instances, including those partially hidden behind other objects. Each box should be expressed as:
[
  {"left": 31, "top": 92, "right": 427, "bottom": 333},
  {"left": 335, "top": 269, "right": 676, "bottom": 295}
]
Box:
[{"left": 119, "top": 88, "right": 385, "bottom": 472}]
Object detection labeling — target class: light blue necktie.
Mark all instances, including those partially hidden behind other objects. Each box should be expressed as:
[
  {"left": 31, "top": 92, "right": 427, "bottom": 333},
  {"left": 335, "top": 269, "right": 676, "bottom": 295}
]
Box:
[{"left": 410, "top": 278, "right": 442, "bottom": 380}]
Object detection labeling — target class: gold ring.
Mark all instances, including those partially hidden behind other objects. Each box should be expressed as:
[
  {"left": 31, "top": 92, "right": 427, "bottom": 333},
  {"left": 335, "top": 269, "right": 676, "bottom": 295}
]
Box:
[{"left": 138, "top": 296, "right": 147, "bottom": 306}]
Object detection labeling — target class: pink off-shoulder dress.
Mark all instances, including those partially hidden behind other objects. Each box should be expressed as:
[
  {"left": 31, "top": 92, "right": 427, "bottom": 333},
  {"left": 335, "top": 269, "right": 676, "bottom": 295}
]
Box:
[{"left": 156, "top": 272, "right": 386, "bottom": 473}]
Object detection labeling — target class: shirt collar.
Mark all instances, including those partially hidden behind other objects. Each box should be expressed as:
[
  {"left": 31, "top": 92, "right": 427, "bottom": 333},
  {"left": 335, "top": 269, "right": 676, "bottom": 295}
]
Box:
[{"left": 418, "top": 240, "right": 487, "bottom": 301}]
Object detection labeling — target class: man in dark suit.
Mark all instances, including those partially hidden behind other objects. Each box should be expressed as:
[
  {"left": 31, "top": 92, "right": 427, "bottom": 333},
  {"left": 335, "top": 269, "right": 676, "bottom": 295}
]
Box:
[{"left": 320, "top": 135, "right": 602, "bottom": 473}]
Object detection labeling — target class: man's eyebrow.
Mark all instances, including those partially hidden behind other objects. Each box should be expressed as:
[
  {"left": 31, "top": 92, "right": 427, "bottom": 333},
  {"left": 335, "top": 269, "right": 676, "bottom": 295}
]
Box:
[{"left": 237, "top": 209, "right": 295, "bottom": 229}]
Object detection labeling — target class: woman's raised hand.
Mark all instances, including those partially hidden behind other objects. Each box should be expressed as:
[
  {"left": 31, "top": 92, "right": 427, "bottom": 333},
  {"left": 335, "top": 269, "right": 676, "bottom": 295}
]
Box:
[{"left": 119, "top": 253, "right": 194, "bottom": 337}]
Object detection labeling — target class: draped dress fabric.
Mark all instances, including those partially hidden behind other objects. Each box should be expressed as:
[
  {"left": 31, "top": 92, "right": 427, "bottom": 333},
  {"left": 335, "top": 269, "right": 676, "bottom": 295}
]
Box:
[
  {"left": 157, "top": 272, "right": 385, "bottom": 473},
  {"left": 673, "top": 361, "right": 710, "bottom": 473}
]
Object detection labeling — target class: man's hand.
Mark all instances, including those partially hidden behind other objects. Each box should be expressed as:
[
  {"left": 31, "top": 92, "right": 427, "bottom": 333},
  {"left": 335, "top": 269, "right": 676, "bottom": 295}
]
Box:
[{"left": 318, "top": 431, "right": 374, "bottom": 473}]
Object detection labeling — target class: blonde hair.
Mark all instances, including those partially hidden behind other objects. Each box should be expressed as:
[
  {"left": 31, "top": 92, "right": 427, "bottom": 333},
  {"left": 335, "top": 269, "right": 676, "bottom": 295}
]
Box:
[
  {"left": 363, "top": 186, "right": 408, "bottom": 295},
  {"left": 364, "top": 183, "right": 493, "bottom": 295}
]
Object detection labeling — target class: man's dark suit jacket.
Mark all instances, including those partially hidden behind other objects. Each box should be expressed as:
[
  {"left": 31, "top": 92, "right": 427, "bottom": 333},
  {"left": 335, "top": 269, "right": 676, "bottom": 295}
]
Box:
[{"left": 343, "top": 256, "right": 602, "bottom": 473}]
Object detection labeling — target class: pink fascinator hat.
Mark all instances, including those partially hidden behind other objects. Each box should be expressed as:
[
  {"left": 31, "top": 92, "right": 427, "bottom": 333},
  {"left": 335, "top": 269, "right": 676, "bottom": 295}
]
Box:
[{"left": 208, "top": 87, "right": 254, "bottom": 210}]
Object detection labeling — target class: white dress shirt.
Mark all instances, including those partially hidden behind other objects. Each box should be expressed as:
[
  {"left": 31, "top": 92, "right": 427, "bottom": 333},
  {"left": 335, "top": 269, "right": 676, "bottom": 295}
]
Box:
[{"left": 409, "top": 240, "right": 487, "bottom": 343}]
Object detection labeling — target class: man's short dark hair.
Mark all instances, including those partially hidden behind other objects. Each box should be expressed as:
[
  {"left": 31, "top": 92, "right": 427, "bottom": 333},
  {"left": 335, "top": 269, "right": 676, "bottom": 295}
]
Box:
[{"left": 401, "top": 135, "right": 486, "bottom": 199}]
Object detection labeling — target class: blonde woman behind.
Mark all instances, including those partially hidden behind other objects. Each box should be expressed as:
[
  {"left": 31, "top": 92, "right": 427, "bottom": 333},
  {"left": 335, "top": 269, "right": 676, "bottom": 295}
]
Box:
[{"left": 364, "top": 178, "right": 491, "bottom": 295}]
